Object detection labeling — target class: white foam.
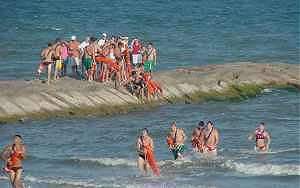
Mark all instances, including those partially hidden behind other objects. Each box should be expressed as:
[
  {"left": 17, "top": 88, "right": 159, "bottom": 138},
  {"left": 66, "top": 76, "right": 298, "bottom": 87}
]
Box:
[
  {"left": 50, "top": 27, "right": 62, "bottom": 31},
  {"left": 126, "top": 184, "right": 216, "bottom": 188},
  {"left": 72, "top": 157, "right": 136, "bottom": 167},
  {"left": 72, "top": 157, "right": 195, "bottom": 169},
  {"left": 262, "top": 88, "right": 273, "bottom": 93},
  {"left": 224, "top": 160, "right": 300, "bottom": 176},
  {"left": 24, "top": 175, "right": 121, "bottom": 188},
  {"left": 237, "top": 148, "right": 300, "bottom": 155},
  {"left": 0, "top": 175, "right": 8, "bottom": 180},
  {"left": 36, "top": 26, "right": 62, "bottom": 31}
]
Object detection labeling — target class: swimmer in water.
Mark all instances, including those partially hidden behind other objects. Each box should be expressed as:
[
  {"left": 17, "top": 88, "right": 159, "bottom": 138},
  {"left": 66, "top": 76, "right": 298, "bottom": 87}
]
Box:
[{"left": 248, "top": 122, "right": 271, "bottom": 152}]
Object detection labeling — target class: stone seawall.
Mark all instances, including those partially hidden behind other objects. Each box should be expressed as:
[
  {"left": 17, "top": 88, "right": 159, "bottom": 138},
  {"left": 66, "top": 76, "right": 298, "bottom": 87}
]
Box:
[{"left": 0, "top": 62, "right": 299, "bottom": 123}]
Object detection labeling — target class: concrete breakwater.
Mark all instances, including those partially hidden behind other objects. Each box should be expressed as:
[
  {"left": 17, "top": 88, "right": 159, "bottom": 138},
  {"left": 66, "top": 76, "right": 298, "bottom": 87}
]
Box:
[{"left": 0, "top": 62, "right": 299, "bottom": 123}]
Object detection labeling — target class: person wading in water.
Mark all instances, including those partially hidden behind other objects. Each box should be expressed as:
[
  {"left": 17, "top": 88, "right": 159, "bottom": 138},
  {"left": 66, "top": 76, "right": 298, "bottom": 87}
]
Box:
[
  {"left": 248, "top": 122, "right": 271, "bottom": 152},
  {"left": 136, "top": 128, "right": 160, "bottom": 176},
  {"left": 1, "top": 135, "right": 27, "bottom": 188},
  {"left": 166, "top": 121, "right": 186, "bottom": 160},
  {"left": 203, "top": 121, "right": 219, "bottom": 158}
]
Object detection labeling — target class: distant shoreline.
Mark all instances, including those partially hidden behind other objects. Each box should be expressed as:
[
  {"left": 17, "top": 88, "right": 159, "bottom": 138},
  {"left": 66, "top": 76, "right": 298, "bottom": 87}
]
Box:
[{"left": 0, "top": 62, "right": 299, "bottom": 124}]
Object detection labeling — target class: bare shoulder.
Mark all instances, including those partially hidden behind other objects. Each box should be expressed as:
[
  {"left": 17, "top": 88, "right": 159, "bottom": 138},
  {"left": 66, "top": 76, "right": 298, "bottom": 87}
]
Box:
[{"left": 147, "top": 136, "right": 153, "bottom": 142}]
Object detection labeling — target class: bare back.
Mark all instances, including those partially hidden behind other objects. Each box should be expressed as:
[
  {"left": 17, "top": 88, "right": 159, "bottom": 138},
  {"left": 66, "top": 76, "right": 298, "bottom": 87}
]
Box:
[{"left": 41, "top": 47, "right": 54, "bottom": 62}]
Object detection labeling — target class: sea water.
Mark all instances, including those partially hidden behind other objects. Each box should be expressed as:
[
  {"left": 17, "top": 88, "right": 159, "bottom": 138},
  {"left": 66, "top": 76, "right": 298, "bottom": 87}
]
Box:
[
  {"left": 0, "top": 0, "right": 299, "bottom": 187},
  {"left": 0, "top": 89, "right": 299, "bottom": 188},
  {"left": 0, "top": 0, "right": 299, "bottom": 79}
]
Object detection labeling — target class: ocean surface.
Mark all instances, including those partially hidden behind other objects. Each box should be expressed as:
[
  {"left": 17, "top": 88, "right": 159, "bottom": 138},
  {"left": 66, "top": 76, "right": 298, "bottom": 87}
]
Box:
[
  {"left": 0, "top": 0, "right": 299, "bottom": 188},
  {"left": 0, "top": 89, "right": 299, "bottom": 188},
  {"left": 0, "top": 0, "right": 299, "bottom": 79}
]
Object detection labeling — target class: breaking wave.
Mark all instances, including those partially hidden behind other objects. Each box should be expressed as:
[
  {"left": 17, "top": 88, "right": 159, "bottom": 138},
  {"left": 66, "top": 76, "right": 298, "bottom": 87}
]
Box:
[
  {"left": 224, "top": 160, "right": 300, "bottom": 176},
  {"left": 70, "top": 157, "right": 136, "bottom": 167}
]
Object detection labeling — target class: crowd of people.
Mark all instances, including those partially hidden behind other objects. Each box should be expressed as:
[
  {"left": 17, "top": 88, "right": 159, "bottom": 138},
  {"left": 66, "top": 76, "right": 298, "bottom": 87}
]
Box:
[
  {"left": 36, "top": 34, "right": 163, "bottom": 100},
  {"left": 0, "top": 122, "right": 270, "bottom": 187}
]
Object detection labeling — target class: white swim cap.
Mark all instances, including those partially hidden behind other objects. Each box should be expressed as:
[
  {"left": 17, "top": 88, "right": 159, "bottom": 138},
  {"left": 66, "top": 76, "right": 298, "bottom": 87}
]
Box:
[
  {"left": 102, "top": 33, "right": 107, "bottom": 38},
  {"left": 71, "top": 35, "right": 76, "bottom": 40}
]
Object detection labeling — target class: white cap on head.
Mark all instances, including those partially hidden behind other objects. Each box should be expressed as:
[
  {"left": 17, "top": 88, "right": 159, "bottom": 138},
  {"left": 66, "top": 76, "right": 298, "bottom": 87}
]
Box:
[
  {"left": 120, "top": 36, "right": 129, "bottom": 40},
  {"left": 71, "top": 35, "right": 76, "bottom": 40},
  {"left": 102, "top": 33, "right": 107, "bottom": 38}
]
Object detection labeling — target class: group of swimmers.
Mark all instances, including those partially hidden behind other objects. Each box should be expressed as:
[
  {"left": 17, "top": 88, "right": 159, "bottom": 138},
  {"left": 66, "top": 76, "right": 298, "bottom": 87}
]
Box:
[
  {"left": 136, "top": 121, "right": 271, "bottom": 176},
  {"left": 36, "top": 34, "right": 162, "bottom": 99},
  {"left": 0, "top": 122, "right": 270, "bottom": 187}
]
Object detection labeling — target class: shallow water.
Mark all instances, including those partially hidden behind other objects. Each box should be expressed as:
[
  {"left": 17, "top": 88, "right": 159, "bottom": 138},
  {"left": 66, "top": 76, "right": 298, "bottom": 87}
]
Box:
[
  {"left": 0, "top": 0, "right": 299, "bottom": 187},
  {"left": 0, "top": 89, "right": 299, "bottom": 188},
  {"left": 0, "top": 0, "right": 299, "bottom": 79}
]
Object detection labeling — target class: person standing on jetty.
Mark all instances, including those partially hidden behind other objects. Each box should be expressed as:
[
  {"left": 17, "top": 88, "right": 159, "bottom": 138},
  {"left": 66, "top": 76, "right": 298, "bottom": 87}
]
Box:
[
  {"left": 82, "top": 37, "right": 96, "bottom": 81},
  {"left": 36, "top": 43, "right": 54, "bottom": 84},
  {"left": 60, "top": 41, "right": 69, "bottom": 77},
  {"left": 144, "top": 43, "right": 157, "bottom": 75},
  {"left": 248, "top": 122, "right": 271, "bottom": 152},
  {"left": 131, "top": 39, "right": 141, "bottom": 67},
  {"left": 203, "top": 121, "right": 220, "bottom": 157},
  {"left": 53, "top": 38, "right": 63, "bottom": 80},
  {"left": 136, "top": 128, "right": 160, "bottom": 176},
  {"left": 68, "top": 35, "right": 81, "bottom": 79},
  {"left": 1, "top": 135, "right": 27, "bottom": 188},
  {"left": 166, "top": 122, "right": 186, "bottom": 160}
]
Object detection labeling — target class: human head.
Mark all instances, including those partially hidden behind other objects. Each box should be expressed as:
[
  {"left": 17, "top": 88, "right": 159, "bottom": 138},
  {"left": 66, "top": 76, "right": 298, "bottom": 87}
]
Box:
[
  {"left": 207, "top": 121, "right": 214, "bottom": 130},
  {"left": 110, "top": 43, "right": 116, "bottom": 49},
  {"left": 118, "top": 42, "right": 124, "bottom": 48},
  {"left": 13, "top": 134, "right": 23, "bottom": 144},
  {"left": 71, "top": 35, "right": 77, "bottom": 41},
  {"left": 194, "top": 127, "right": 201, "bottom": 136},
  {"left": 148, "top": 42, "right": 153, "bottom": 49},
  {"left": 259, "top": 122, "right": 265, "bottom": 130},
  {"left": 55, "top": 38, "right": 61, "bottom": 43},
  {"left": 171, "top": 121, "right": 177, "bottom": 132},
  {"left": 90, "top": 37, "right": 97, "bottom": 43},
  {"left": 142, "top": 128, "right": 149, "bottom": 137},
  {"left": 47, "top": 43, "right": 52, "bottom": 47},
  {"left": 102, "top": 33, "right": 107, "bottom": 39},
  {"left": 198, "top": 121, "right": 205, "bottom": 130}
]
